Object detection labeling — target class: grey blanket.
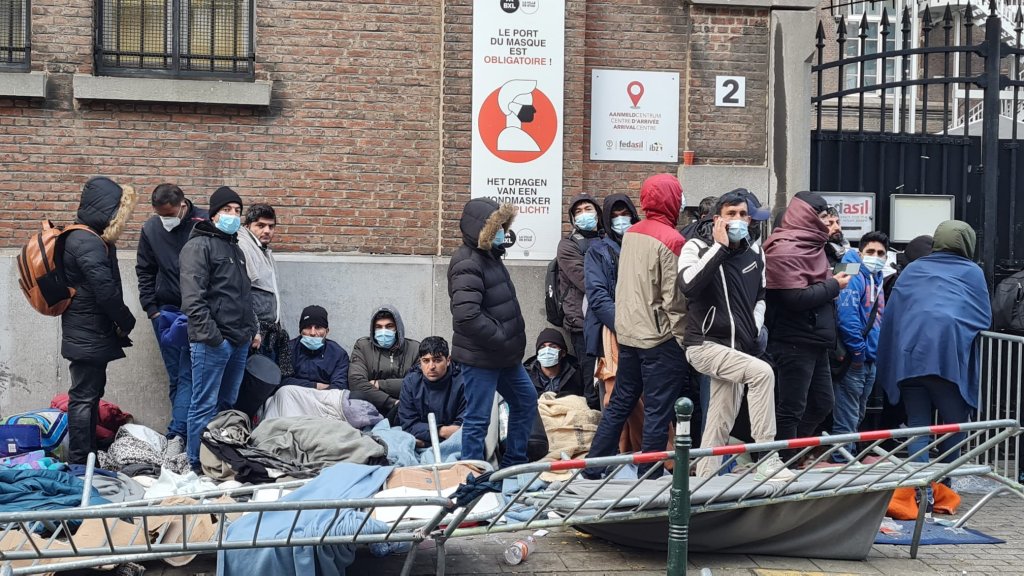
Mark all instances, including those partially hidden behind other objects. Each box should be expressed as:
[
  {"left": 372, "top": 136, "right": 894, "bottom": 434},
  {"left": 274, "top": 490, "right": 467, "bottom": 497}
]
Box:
[{"left": 250, "top": 417, "right": 388, "bottom": 470}]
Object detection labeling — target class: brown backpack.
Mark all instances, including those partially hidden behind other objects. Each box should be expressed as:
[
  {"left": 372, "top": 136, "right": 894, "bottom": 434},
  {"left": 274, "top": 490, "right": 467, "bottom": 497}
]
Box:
[{"left": 17, "top": 221, "right": 101, "bottom": 316}]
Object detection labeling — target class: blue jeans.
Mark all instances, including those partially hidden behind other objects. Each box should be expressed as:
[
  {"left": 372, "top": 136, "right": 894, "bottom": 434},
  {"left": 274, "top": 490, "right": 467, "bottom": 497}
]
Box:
[
  {"left": 461, "top": 364, "right": 538, "bottom": 468},
  {"left": 588, "top": 340, "right": 689, "bottom": 467},
  {"left": 152, "top": 318, "right": 193, "bottom": 439},
  {"left": 901, "top": 376, "right": 972, "bottom": 464},
  {"left": 832, "top": 362, "right": 876, "bottom": 459},
  {"left": 188, "top": 340, "right": 249, "bottom": 466}
]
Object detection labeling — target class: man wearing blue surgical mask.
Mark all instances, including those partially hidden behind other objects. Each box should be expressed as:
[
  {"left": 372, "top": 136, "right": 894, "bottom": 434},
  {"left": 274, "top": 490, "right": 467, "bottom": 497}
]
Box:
[
  {"left": 677, "top": 190, "right": 794, "bottom": 480},
  {"left": 281, "top": 305, "right": 349, "bottom": 391},
  {"left": 833, "top": 231, "right": 889, "bottom": 459},
  {"left": 349, "top": 306, "right": 420, "bottom": 422},
  {"left": 179, "top": 186, "right": 260, "bottom": 471},
  {"left": 556, "top": 193, "right": 603, "bottom": 409}
]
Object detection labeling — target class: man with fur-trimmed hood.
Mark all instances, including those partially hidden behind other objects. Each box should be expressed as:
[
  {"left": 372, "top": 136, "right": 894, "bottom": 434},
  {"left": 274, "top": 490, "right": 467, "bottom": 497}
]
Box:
[
  {"left": 447, "top": 199, "right": 537, "bottom": 466},
  {"left": 61, "top": 176, "right": 139, "bottom": 464}
]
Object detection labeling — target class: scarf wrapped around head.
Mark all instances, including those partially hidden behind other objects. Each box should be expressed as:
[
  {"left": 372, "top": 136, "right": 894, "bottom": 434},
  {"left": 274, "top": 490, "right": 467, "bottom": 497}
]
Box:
[{"left": 763, "top": 193, "right": 831, "bottom": 289}]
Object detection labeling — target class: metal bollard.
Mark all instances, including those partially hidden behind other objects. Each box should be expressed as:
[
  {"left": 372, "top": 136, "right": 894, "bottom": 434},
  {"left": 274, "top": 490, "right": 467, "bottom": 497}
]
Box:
[{"left": 667, "top": 397, "right": 693, "bottom": 576}]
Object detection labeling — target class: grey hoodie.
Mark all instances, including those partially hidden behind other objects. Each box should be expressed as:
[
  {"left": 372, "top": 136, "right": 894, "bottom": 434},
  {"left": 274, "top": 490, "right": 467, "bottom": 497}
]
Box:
[{"left": 347, "top": 306, "right": 421, "bottom": 413}]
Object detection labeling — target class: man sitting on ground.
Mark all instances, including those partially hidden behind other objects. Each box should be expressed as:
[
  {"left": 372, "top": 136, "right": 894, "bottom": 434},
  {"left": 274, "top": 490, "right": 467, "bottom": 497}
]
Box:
[
  {"left": 524, "top": 328, "right": 585, "bottom": 398},
  {"left": 281, "top": 305, "right": 349, "bottom": 390},
  {"left": 399, "top": 337, "right": 466, "bottom": 449},
  {"left": 349, "top": 306, "right": 421, "bottom": 422}
]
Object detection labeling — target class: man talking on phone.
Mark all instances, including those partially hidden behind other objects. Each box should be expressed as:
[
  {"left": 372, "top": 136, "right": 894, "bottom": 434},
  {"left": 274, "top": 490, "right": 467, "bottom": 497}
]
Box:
[
  {"left": 763, "top": 192, "right": 851, "bottom": 458},
  {"left": 677, "top": 190, "right": 795, "bottom": 480}
]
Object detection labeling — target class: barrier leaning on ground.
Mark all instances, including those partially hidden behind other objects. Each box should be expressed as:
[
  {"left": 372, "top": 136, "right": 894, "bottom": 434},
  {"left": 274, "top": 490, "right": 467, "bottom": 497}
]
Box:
[{"left": 0, "top": 401, "right": 1020, "bottom": 576}]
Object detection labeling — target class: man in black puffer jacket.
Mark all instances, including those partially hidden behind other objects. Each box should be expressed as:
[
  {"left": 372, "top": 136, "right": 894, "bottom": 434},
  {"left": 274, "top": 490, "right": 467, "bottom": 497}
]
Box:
[
  {"left": 179, "top": 186, "right": 260, "bottom": 470},
  {"left": 61, "top": 176, "right": 138, "bottom": 464},
  {"left": 447, "top": 198, "right": 536, "bottom": 466}
]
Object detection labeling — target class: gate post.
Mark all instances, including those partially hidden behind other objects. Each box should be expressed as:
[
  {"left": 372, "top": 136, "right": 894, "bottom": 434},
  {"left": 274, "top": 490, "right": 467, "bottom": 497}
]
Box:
[
  {"left": 982, "top": 2, "right": 1004, "bottom": 286},
  {"left": 667, "top": 397, "right": 693, "bottom": 576}
]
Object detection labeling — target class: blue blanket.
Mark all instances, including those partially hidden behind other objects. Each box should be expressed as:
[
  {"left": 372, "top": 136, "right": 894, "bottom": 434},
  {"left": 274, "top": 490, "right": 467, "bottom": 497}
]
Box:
[
  {"left": 217, "top": 463, "right": 396, "bottom": 576},
  {"left": 876, "top": 252, "right": 991, "bottom": 408},
  {"left": 0, "top": 468, "right": 106, "bottom": 514}
]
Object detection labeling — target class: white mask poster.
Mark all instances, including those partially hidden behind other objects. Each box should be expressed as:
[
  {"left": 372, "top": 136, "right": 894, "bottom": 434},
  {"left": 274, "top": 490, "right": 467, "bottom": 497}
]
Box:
[{"left": 472, "top": 0, "right": 565, "bottom": 260}]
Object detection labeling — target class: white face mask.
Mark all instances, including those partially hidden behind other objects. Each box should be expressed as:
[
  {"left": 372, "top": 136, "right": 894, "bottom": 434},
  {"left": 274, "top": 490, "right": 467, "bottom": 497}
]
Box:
[{"left": 158, "top": 204, "right": 186, "bottom": 232}]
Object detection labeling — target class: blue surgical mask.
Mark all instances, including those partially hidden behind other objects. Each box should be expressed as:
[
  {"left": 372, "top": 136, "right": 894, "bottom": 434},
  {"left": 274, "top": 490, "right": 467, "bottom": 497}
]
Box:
[
  {"left": 300, "top": 335, "right": 325, "bottom": 351},
  {"left": 537, "top": 346, "right": 561, "bottom": 368},
  {"left": 862, "top": 255, "right": 886, "bottom": 274},
  {"left": 611, "top": 215, "right": 632, "bottom": 236},
  {"left": 727, "top": 220, "right": 749, "bottom": 243},
  {"left": 574, "top": 212, "right": 598, "bottom": 231},
  {"left": 215, "top": 214, "right": 241, "bottom": 235},
  {"left": 374, "top": 328, "right": 397, "bottom": 349},
  {"left": 492, "top": 228, "right": 506, "bottom": 248}
]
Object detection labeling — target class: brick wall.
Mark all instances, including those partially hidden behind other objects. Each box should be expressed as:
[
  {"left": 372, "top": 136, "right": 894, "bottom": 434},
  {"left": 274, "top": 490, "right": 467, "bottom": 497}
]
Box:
[{"left": 2, "top": 0, "right": 771, "bottom": 255}]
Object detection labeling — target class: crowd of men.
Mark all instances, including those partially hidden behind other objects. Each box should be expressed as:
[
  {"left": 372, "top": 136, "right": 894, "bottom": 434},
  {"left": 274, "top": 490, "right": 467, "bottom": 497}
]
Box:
[{"left": 57, "top": 175, "right": 992, "bottom": 485}]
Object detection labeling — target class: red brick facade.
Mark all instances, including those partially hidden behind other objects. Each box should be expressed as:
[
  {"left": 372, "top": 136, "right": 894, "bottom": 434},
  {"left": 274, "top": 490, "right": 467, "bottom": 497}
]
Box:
[{"left": 1, "top": 0, "right": 770, "bottom": 254}]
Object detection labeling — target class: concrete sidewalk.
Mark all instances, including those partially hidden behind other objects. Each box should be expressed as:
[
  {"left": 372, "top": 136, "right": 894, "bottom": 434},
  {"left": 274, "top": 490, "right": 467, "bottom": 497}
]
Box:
[{"left": 153, "top": 491, "right": 1022, "bottom": 575}]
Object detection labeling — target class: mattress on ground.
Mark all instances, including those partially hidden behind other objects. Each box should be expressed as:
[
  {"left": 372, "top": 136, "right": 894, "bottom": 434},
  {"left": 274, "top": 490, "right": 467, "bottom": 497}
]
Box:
[{"left": 576, "top": 489, "right": 892, "bottom": 560}]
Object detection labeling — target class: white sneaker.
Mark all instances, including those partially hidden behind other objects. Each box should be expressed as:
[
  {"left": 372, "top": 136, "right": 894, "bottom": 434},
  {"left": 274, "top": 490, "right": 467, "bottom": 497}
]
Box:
[{"left": 755, "top": 454, "right": 797, "bottom": 482}]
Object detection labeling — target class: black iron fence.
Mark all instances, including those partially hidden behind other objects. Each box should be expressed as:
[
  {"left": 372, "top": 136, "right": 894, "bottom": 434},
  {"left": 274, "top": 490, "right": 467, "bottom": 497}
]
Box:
[
  {"left": 0, "top": 0, "right": 29, "bottom": 69},
  {"left": 94, "top": 0, "right": 255, "bottom": 80},
  {"left": 812, "top": 1, "right": 1024, "bottom": 284}
]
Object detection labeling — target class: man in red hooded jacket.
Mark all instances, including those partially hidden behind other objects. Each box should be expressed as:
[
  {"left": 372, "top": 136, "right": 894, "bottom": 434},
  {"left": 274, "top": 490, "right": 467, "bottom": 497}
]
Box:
[{"left": 585, "top": 174, "right": 692, "bottom": 476}]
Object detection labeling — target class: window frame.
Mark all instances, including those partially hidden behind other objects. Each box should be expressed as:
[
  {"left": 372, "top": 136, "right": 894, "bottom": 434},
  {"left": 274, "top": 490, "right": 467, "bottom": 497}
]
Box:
[
  {"left": 842, "top": 0, "right": 899, "bottom": 95},
  {"left": 0, "top": 0, "right": 31, "bottom": 71},
  {"left": 93, "top": 0, "right": 256, "bottom": 81}
]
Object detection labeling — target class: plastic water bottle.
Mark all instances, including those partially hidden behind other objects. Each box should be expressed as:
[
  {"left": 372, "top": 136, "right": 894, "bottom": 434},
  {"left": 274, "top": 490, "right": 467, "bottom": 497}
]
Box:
[{"left": 504, "top": 536, "right": 536, "bottom": 565}]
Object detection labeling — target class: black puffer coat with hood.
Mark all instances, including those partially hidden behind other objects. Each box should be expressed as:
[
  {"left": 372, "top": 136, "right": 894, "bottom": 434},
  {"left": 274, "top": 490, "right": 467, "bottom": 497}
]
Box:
[
  {"left": 556, "top": 193, "right": 603, "bottom": 332},
  {"left": 61, "top": 177, "right": 139, "bottom": 364},
  {"left": 447, "top": 199, "right": 527, "bottom": 369},
  {"left": 348, "top": 306, "right": 421, "bottom": 414}
]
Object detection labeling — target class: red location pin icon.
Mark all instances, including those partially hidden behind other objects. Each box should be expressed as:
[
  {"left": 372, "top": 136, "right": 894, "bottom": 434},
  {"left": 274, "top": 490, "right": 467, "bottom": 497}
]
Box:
[{"left": 627, "top": 81, "right": 644, "bottom": 107}]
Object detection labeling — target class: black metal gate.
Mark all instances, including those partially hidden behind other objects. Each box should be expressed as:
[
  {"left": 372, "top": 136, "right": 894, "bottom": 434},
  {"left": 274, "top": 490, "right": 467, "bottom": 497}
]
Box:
[{"left": 811, "top": 1, "right": 1024, "bottom": 285}]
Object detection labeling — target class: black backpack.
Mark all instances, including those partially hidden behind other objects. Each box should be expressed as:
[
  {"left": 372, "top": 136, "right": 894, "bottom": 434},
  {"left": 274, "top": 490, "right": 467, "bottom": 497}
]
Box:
[
  {"left": 544, "top": 236, "right": 588, "bottom": 326},
  {"left": 993, "top": 270, "right": 1024, "bottom": 334}
]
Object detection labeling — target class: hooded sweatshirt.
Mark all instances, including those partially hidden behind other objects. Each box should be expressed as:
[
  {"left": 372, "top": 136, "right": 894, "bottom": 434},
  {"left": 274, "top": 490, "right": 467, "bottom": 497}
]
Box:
[
  {"left": 556, "top": 193, "right": 603, "bottom": 332},
  {"left": 447, "top": 199, "right": 528, "bottom": 368},
  {"left": 236, "top": 225, "right": 280, "bottom": 324},
  {"left": 348, "top": 306, "right": 420, "bottom": 414},
  {"left": 614, "top": 174, "right": 687, "bottom": 349},
  {"left": 61, "top": 177, "right": 139, "bottom": 363},
  {"left": 583, "top": 194, "right": 640, "bottom": 357},
  {"left": 836, "top": 249, "right": 885, "bottom": 363}
]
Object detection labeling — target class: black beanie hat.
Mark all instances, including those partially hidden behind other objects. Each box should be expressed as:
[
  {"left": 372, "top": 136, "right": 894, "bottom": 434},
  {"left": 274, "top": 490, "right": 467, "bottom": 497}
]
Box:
[
  {"left": 209, "top": 186, "right": 243, "bottom": 218},
  {"left": 536, "top": 328, "right": 567, "bottom": 352},
  {"left": 299, "top": 305, "right": 329, "bottom": 330}
]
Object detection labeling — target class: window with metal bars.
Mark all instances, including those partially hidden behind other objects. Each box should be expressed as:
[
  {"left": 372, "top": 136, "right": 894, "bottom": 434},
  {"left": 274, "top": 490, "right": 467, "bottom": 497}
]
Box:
[
  {"left": 95, "top": 0, "right": 254, "bottom": 80},
  {"left": 0, "top": 0, "right": 30, "bottom": 70}
]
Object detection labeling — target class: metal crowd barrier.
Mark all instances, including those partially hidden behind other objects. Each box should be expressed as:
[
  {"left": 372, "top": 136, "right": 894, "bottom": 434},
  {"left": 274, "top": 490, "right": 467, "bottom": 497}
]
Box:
[
  {"left": 439, "top": 401, "right": 1022, "bottom": 574},
  {"left": 0, "top": 401, "right": 1020, "bottom": 576},
  {"left": 971, "top": 330, "right": 1024, "bottom": 480}
]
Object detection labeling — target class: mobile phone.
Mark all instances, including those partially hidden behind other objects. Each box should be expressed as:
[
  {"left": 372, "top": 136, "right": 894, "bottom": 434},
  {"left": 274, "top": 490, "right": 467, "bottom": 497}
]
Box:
[{"left": 833, "top": 262, "right": 860, "bottom": 276}]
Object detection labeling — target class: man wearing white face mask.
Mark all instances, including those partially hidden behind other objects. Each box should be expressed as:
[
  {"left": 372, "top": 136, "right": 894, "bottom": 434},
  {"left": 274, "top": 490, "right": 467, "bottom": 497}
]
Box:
[
  {"left": 556, "top": 193, "right": 603, "bottom": 409},
  {"left": 136, "top": 183, "right": 207, "bottom": 442},
  {"left": 281, "top": 305, "right": 349, "bottom": 391},
  {"left": 833, "top": 231, "right": 889, "bottom": 458},
  {"left": 524, "top": 328, "right": 585, "bottom": 398},
  {"left": 677, "top": 190, "right": 793, "bottom": 480}
]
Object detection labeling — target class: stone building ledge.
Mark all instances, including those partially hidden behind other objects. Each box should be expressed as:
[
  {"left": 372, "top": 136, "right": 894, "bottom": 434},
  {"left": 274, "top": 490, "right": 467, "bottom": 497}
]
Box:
[
  {"left": 0, "top": 71, "right": 47, "bottom": 99},
  {"left": 73, "top": 75, "right": 272, "bottom": 106}
]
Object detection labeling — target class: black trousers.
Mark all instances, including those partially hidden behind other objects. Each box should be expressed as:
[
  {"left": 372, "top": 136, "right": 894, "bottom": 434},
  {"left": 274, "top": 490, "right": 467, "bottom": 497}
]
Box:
[
  {"left": 770, "top": 342, "right": 834, "bottom": 442},
  {"left": 570, "top": 330, "right": 599, "bottom": 410},
  {"left": 67, "top": 360, "right": 109, "bottom": 465}
]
